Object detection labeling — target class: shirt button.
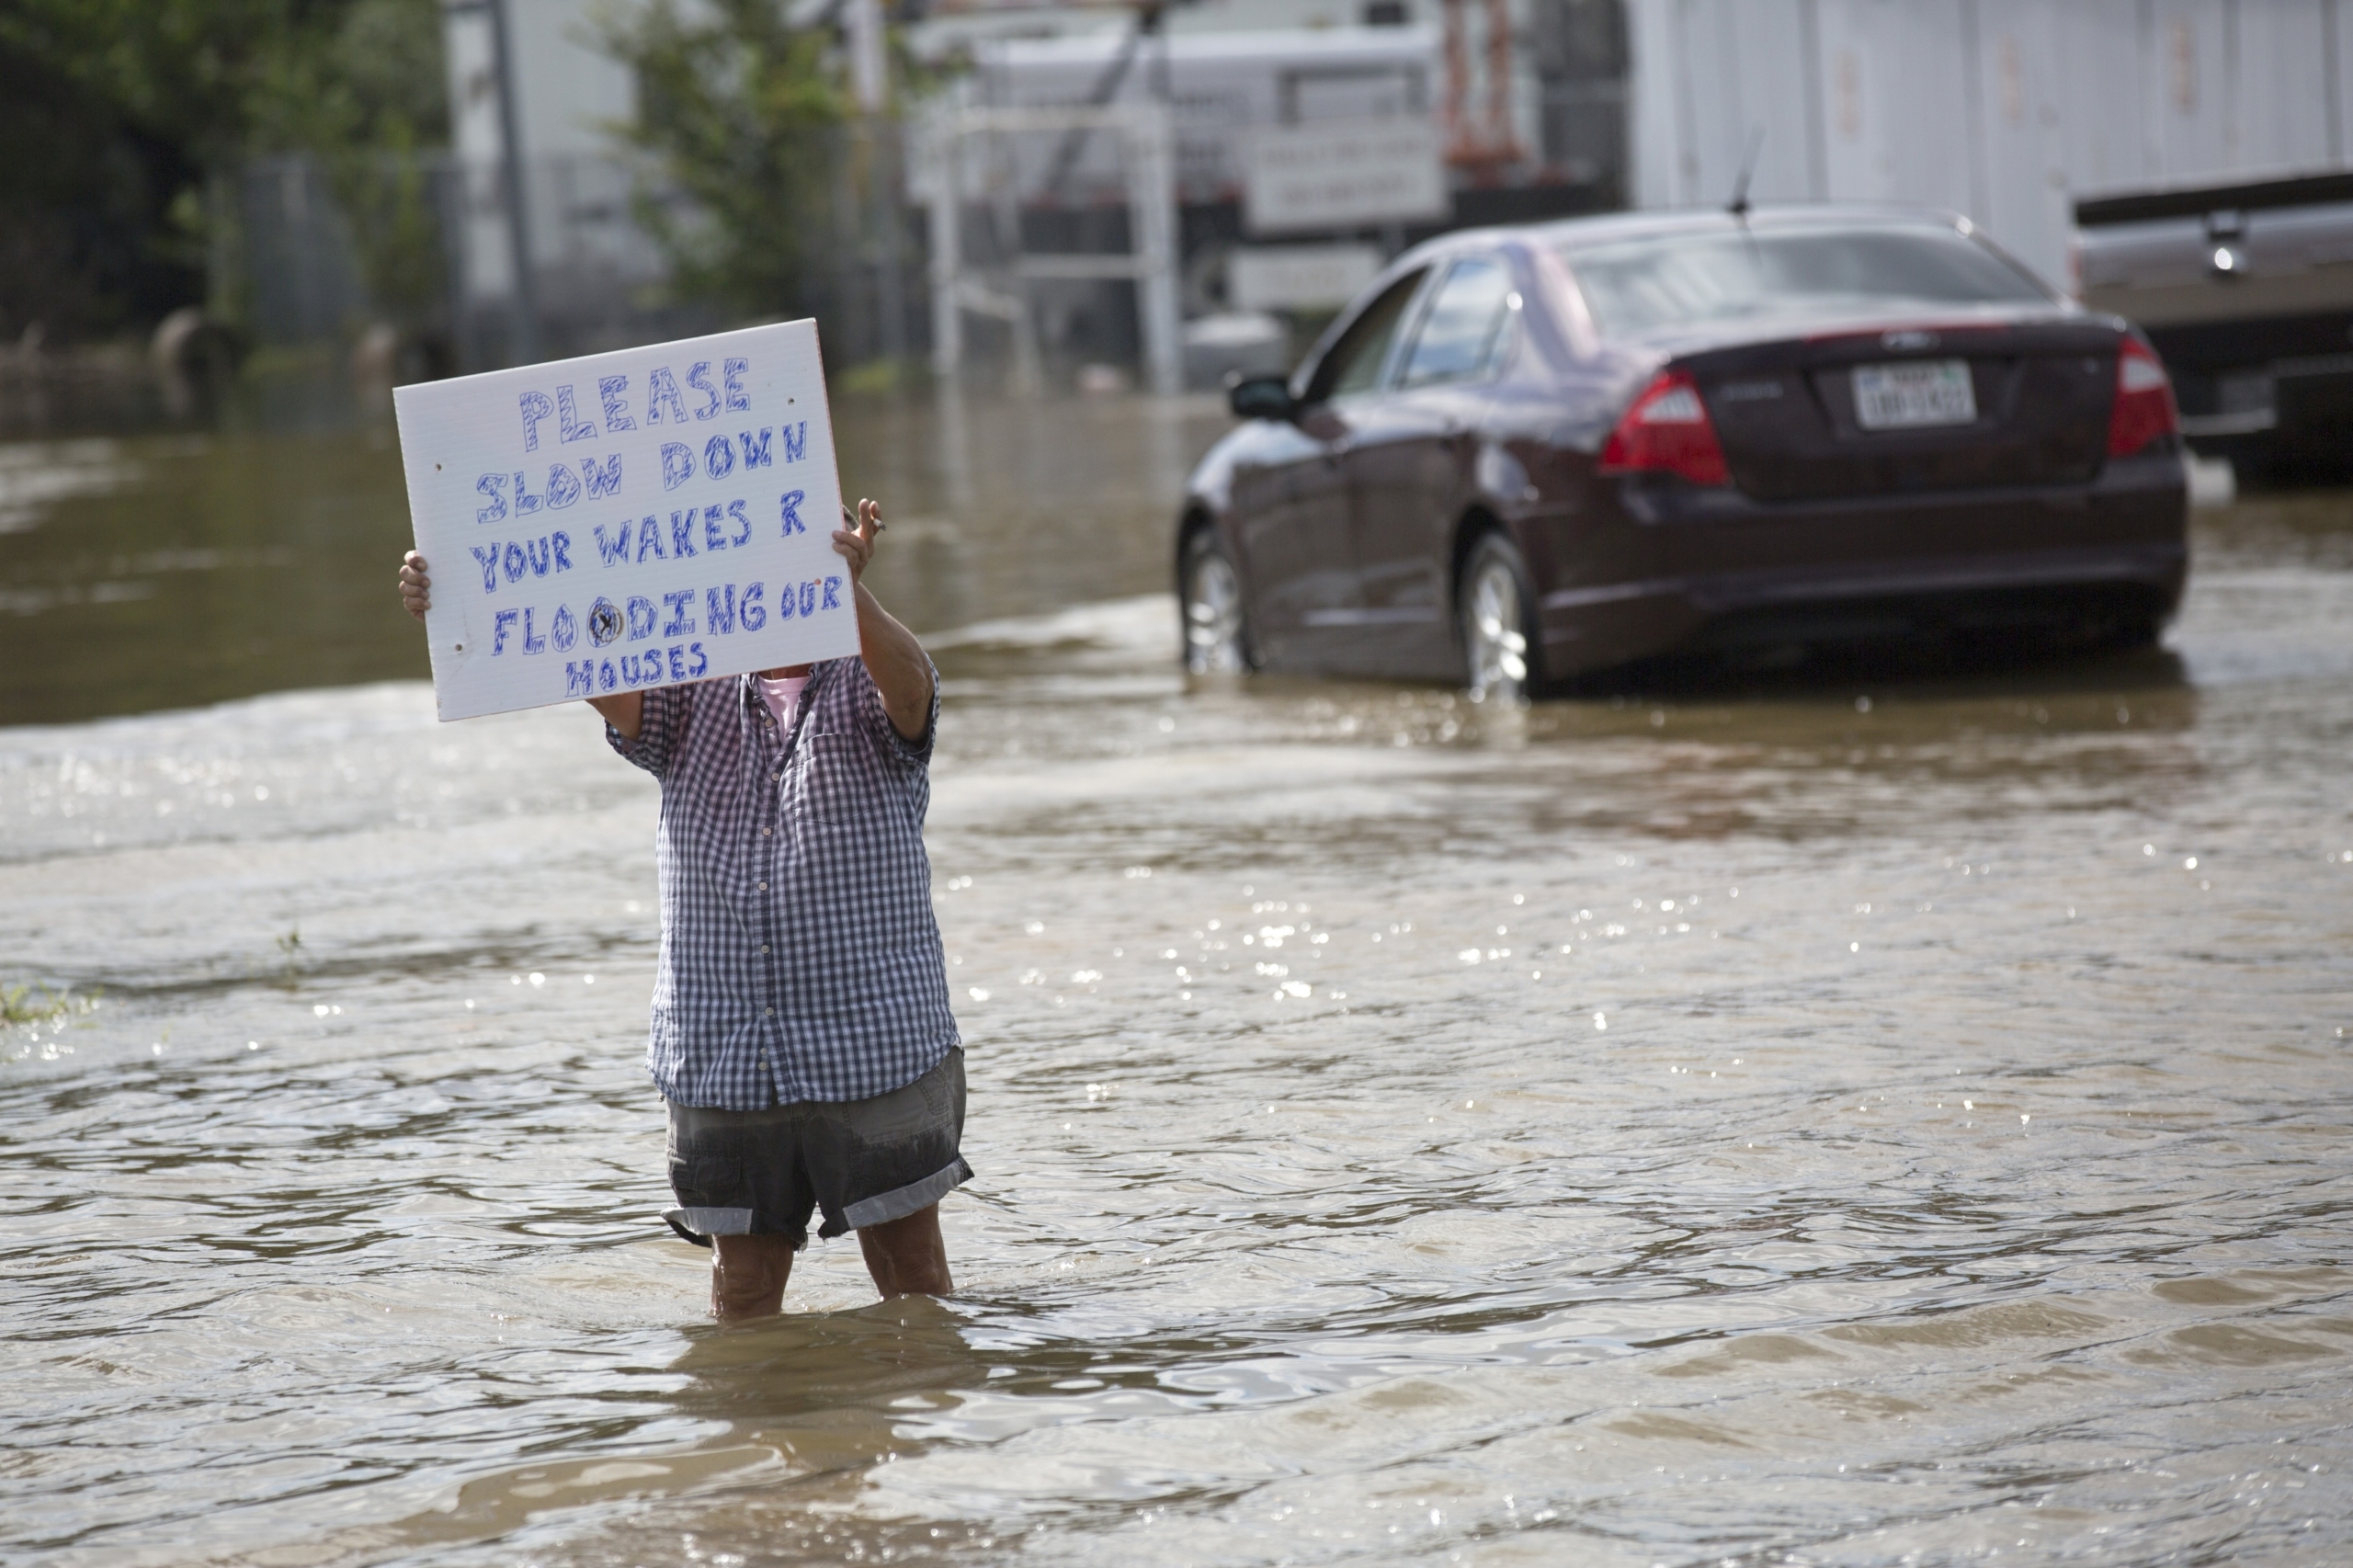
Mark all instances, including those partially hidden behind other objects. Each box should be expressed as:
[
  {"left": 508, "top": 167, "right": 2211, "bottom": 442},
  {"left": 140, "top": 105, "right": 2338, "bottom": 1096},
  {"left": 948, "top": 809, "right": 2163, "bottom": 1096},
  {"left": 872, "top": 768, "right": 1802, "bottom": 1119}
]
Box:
[
  {"left": 764, "top": 1006, "right": 774, "bottom": 1017},
  {"left": 757, "top": 881, "right": 767, "bottom": 891},
  {"left": 760, "top": 944, "right": 770, "bottom": 954},
  {"left": 761, "top": 827, "right": 771, "bottom": 837}
]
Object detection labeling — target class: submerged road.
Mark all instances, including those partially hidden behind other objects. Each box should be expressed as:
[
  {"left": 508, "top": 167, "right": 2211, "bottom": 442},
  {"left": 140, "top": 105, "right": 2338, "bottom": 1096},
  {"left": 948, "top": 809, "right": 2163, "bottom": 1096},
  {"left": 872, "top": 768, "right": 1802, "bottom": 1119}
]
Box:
[{"left": 2, "top": 398, "right": 2350, "bottom": 1564}]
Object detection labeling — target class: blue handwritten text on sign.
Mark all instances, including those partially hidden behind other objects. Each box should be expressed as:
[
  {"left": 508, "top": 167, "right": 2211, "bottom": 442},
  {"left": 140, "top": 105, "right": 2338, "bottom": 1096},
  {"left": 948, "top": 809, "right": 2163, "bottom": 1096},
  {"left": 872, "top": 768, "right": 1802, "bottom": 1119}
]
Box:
[{"left": 393, "top": 319, "right": 855, "bottom": 722}]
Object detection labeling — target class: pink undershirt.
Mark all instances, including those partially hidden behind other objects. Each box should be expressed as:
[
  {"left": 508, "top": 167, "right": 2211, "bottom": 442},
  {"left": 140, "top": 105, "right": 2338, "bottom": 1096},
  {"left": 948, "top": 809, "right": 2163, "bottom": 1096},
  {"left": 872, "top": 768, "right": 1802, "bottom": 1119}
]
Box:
[{"left": 756, "top": 672, "right": 809, "bottom": 732}]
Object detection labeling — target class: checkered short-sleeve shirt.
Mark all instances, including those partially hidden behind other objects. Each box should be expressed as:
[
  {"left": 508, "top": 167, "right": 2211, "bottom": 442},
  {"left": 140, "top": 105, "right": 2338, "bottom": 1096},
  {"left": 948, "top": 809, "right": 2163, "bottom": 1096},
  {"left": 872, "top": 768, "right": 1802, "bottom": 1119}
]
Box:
[{"left": 608, "top": 657, "right": 961, "bottom": 1108}]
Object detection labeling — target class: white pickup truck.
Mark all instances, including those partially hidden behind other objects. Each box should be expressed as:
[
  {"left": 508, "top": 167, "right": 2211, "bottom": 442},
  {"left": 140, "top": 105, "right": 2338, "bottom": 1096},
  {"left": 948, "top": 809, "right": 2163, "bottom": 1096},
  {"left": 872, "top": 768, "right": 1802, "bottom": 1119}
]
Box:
[{"left": 2075, "top": 171, "right": 2353, "bottom": 481}]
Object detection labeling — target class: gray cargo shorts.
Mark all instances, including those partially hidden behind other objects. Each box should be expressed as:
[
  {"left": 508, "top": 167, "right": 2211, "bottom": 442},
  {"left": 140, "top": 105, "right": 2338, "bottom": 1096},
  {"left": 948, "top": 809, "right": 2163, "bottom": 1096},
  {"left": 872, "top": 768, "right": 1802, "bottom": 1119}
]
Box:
[{"left": 663, "top": 1048, "right": 971, "bottom": 1250}]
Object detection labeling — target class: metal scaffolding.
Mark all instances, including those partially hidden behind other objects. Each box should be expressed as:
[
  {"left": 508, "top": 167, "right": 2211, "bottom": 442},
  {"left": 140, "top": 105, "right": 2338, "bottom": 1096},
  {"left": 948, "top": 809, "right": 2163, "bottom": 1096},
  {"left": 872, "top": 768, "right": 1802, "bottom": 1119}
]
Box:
[{"left": 923, "top": 103, "right": 1183, "bottom": 396}]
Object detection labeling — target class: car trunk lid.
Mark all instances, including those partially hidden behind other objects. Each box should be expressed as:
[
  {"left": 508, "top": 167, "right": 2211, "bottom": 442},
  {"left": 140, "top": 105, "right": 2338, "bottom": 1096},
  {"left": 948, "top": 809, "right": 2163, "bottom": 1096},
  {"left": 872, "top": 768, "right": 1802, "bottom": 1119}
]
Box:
[{"left": 1683, "top": 320, "right": 2120, "bottom": 501}]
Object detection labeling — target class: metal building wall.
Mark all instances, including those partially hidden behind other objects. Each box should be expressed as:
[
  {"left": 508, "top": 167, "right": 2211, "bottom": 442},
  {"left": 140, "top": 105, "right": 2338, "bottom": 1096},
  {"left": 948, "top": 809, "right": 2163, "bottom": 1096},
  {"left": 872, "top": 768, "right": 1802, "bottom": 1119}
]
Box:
[{"left": 1630, "top": 0, "right": 2353, "bottom": 288}]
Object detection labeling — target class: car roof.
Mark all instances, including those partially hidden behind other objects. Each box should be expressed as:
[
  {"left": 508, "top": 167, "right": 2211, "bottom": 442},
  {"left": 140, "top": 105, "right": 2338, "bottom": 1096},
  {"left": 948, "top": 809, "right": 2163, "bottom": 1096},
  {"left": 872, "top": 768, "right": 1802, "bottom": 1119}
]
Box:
[
  {"left": 1338, "top": 205, "right": 2074, "bottom": 364},
  {"left": 1395, "top": 204, "right": 1974, "bottom": 270}
]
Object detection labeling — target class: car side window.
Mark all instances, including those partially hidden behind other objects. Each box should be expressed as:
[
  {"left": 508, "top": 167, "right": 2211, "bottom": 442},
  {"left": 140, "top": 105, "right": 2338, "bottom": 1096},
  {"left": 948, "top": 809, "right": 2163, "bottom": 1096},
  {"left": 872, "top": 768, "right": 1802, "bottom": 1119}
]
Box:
[
  {"left": 1396, "top": 257, "right": 1513, "bottom": 389},
  {"left": 1307, "top": 269, "right": 1427, "bottom": 403}
]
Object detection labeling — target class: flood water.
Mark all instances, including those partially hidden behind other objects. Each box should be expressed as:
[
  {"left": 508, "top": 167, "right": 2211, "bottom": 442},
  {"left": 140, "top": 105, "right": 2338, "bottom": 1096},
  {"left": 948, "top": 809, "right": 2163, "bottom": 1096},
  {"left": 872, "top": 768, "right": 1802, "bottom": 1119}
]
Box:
[{"left": 5, "top": 391, "right": 2352, "bottom": 1566}]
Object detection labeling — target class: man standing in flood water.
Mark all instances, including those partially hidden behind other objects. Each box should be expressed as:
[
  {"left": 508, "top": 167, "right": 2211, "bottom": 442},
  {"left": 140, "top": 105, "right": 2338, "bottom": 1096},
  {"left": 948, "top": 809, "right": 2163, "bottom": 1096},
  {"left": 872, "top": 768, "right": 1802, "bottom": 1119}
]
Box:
[{"left": 396, "top": 500, "right": 968, "bottom": 1319}]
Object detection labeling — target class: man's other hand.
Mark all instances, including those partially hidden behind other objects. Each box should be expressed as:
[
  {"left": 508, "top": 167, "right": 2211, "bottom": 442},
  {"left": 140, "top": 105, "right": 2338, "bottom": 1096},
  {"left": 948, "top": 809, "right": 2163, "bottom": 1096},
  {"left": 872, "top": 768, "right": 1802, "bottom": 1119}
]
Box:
[
  {"left": 396, "top": 548, "right": 642, "bottom": 738},
  {"left": 399, "top": 552, "right": 431, "bottom": 621}
]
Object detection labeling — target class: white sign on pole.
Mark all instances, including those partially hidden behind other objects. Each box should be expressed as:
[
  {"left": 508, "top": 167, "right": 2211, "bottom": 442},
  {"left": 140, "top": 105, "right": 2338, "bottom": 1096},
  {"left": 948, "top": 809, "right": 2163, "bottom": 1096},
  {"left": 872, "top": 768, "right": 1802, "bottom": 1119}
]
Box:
[
  {"left": 1241, "top": 118, "right": 1449, "bottom": 235},
  {"left": 393, "top": 320, "right": 857, "bottom": 722},
  {"left": 1229, "top": 244, "right": 1383, "bottom": 311}
]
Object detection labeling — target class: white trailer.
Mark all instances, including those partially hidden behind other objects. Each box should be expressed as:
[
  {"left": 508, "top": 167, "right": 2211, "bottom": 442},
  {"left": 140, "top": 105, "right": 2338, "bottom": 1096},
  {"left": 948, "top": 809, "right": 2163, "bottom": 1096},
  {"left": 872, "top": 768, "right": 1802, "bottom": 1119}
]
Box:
[
  {"left": 1627, "top": 0, "right": 2353, "bottom": 290},
  {"left": 952, "top": 26, "right": 1448, "bottom": 208}
]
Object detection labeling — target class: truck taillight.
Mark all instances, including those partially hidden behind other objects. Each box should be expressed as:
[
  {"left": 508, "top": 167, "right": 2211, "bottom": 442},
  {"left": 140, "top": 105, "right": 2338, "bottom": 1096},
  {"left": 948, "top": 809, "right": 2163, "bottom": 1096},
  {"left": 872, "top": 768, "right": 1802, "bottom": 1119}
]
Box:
[
  {"left": 1599, "top": 370, "right": 1730, "bottom": 486},
  {"left": 2108, "top": 337, "right": 2178, "bottom": 458}
]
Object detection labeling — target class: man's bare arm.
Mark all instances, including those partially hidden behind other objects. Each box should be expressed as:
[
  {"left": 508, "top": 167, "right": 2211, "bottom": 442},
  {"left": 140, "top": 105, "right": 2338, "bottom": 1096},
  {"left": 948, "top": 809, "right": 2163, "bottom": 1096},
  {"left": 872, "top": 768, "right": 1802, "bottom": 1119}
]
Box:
[
  {"left": 399, "top": 550, "right": 643, "bottom": 739},
  {"left": 585, "top": 690, "right": 643, "bottom": 740},
  {"left": 835, "top": 499, "right": 934, "bottom": 742}
]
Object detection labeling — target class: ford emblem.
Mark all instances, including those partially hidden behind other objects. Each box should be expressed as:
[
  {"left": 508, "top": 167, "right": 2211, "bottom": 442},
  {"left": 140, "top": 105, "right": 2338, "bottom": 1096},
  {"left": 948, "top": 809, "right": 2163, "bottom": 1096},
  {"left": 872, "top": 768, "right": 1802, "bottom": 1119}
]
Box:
[{"left": 1882, "top": 328, "right": 1939, "bottom": 351}]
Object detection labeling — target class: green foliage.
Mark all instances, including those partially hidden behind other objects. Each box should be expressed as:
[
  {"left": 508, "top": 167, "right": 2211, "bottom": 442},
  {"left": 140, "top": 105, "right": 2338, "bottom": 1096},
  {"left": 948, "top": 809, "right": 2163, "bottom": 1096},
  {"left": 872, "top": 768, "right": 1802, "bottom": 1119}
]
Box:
[
  {"left": 252, "top": 0, "right": 451, "bottom": 331},
  {"left": 0, "top": 0, "right": 448, "bottom": 338},
  {"left": 836, "top": 357, "right": 911, "bottom": 396},
  {"left": 600, "top": 0, "right": 847, "bottom": 320},
  {"left": 0, "top": 0, "right": 287, "bottom": 167},
  {"left": 0, "top": 2, "right": 235, "bottom": 335},
  {"left": 3, "top": 982, "right": 101, "bottom": 1028}
]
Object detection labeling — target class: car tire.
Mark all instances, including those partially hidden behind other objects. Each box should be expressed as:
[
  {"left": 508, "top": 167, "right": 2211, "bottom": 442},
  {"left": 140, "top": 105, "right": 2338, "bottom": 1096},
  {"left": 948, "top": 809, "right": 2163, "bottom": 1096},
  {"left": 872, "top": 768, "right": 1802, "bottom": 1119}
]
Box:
[
  {"left": 1460, "top": 532, "right": 1541, "bottom": 704},
  {"left": 1180, "top": 528, "right": 1252, "bottom": 674},
  {"left": 2095, "top": 616, "right": 2163, "bottom": 653}
]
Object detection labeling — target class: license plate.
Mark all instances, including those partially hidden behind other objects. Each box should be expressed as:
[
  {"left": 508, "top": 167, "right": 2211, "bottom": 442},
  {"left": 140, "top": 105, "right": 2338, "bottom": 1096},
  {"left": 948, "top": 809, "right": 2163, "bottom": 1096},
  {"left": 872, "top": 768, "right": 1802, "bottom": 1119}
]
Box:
[{"left": 1852, "top": 360, "right": 1977, "bottom": 429}]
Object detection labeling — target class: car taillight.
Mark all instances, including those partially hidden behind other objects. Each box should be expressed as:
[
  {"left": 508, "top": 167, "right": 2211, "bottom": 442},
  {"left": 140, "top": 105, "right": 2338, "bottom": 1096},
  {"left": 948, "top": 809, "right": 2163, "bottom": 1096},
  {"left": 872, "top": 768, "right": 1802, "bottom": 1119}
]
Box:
[
  {"left": 2108, "top": 337, "right": 2178, "bottom": 458},
  {"left": 1599, "top": 369, "right": 1729, "bottom": 486}
]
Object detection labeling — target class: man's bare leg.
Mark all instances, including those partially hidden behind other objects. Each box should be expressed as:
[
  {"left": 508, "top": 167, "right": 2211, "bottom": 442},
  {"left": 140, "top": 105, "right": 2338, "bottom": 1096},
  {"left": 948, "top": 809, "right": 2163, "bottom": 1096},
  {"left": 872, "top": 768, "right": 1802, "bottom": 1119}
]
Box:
[
  {"left": 858, "top": 1205, "right": 952, "bottom": 1299},
  {"left": 711, "top": 1233, "right": 795, "bottom": 1319}
]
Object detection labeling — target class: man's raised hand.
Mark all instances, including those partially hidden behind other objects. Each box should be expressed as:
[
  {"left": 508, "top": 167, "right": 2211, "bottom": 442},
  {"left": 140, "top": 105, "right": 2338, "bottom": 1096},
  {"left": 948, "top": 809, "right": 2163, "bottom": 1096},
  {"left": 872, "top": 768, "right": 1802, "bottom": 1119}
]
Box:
[{"left": 833, "top": 498, "right": 881, "bottom": 585}]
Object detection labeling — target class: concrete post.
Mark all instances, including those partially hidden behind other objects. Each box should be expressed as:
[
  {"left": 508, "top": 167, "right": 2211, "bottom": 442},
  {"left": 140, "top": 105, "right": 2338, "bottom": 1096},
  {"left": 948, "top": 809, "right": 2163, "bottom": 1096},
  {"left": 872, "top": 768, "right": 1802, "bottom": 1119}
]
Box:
[
  {"left": 927, "top": 104, "right": 1180, "bottom": 394},
  {"left": 1128, "top": 105, "right": 1183, "bottom": 396},
  {"left": 485, "top": 0, "right": 538, "bottom": 363},
  {"left": 927, "top": 115, "right": 962, "bottom": 384}
]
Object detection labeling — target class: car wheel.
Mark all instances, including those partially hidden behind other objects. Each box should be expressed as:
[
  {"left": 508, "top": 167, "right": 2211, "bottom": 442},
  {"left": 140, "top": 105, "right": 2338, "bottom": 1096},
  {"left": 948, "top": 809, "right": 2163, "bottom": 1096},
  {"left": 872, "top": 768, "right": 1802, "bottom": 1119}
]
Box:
[
  {"left": 2092, "top": 616, "right": 2163, "bottom": 654},
  {"left": 1181, "top": 529, "right": 1251, "bottom": 673},
  {"left": 1460, "top": 532, "right": 1540, "bottom": 704}
]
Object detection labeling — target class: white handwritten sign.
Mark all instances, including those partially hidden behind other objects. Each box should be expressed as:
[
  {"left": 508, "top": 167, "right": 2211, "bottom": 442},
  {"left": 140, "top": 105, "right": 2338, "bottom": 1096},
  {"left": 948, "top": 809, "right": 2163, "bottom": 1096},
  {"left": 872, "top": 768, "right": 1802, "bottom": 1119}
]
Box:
[{"left": 392, "top": 319, "right": 856, "bottom": 722}]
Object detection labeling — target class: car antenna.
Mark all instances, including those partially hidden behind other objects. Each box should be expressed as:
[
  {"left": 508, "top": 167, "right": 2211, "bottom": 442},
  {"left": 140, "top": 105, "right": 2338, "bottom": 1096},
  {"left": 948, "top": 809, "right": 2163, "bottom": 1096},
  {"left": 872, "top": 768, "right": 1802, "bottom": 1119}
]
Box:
[{"left": 1726, "top": 127, "right": 1766, "bottom": 221}]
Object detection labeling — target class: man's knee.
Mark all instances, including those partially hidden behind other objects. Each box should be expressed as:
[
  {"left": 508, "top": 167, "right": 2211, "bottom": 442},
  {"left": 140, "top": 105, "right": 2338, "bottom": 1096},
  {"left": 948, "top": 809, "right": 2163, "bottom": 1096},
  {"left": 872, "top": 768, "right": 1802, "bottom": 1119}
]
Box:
[
  {"left": 711, "top": 1232, "right": 793, "bottom": 1317},
  {"left": 858, "top": 1206, "right": 951, "bottom": 1297}
]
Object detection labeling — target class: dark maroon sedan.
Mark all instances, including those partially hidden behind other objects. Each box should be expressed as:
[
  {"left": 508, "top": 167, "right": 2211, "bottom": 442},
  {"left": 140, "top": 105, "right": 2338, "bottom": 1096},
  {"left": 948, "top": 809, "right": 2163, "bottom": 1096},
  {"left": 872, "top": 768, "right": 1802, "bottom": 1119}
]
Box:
[{"left": 1176, "top": 207, "right": 2188, "bottom": 699}]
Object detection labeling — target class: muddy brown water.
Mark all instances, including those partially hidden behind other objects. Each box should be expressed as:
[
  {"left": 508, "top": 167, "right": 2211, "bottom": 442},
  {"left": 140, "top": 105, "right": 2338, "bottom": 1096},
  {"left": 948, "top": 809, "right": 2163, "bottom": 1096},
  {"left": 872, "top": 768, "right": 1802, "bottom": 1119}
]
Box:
[{"left": 3, "top": 392, "right": 2351, "bottom": 1565}]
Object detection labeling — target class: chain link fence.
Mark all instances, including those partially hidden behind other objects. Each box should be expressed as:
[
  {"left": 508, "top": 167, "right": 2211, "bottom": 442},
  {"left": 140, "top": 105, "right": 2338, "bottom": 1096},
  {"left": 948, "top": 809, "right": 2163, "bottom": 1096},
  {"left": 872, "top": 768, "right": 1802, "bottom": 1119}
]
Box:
[{"left": 220, "top": 130, "right": 926, "bottom": 383}]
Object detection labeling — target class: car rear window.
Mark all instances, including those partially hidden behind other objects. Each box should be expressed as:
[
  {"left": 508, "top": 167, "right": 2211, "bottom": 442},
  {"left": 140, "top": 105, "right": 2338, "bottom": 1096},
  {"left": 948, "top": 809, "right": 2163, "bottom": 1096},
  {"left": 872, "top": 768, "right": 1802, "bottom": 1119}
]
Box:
[{"left": 1560, "top": 226, "right": 2052, "bottom": 336}]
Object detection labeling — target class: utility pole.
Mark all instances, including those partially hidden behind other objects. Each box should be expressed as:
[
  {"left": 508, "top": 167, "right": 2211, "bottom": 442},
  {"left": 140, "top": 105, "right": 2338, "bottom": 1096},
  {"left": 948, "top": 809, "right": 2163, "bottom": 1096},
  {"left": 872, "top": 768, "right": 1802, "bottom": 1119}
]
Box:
[
  {"left": 449, "top": 0, "right": 540, "bottom": 363},
  {"left": 846, "top": 0, "right": 906, "bottom": 369},
  {"left": 488, "top": 0, "right": 540, "bottom": 362}
]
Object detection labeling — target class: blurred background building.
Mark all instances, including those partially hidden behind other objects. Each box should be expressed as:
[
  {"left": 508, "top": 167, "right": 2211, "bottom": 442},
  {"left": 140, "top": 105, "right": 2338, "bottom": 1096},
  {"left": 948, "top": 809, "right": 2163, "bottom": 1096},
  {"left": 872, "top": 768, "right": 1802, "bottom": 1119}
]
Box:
[
  {"left": 1629, "top": 0, "right": 2351, "bottom": 294},
  {"left": 405, "top": 0, "right": 1633, "bottom": 386},
  {"left": 1627, "top": 0, "right": 2353, "bottom": 478},
  {"left": 3, "top": 0, "right": 2348, "bottom": 448}
]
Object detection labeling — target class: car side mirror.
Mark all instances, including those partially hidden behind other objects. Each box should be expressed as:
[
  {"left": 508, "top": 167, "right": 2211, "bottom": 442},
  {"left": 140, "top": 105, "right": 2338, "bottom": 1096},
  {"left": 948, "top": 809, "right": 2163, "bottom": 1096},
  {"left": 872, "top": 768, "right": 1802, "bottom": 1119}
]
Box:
[{"left": 1228, "top": 374, "right": 1296, "bottom": 422}]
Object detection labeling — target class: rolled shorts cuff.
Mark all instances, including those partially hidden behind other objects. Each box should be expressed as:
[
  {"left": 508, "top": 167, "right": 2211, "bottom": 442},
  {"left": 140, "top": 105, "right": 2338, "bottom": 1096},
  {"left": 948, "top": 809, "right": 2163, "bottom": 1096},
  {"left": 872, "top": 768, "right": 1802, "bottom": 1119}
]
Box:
[
  {"left": 663, "top": 1205, "right": 760, "bottom": 1247},
  {"left": 835, "top": 1156, "right": 973, "bottom": 1236}
]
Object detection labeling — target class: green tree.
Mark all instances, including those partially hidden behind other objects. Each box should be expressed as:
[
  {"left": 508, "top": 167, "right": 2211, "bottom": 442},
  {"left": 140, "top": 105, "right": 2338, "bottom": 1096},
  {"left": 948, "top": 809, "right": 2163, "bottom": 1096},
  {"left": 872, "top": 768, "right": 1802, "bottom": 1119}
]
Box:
[
  {"left": 0, "top": 0, "right": 284, "bottom": 338},
  {"left": 599, "top": 0, "right": 847, "bottom": 320},
  {"left": 0, "top": 0, "right": 448, "bottom": 340},
  {"left": 252, "top": 0, "right": 450, "bottom": 333}
]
